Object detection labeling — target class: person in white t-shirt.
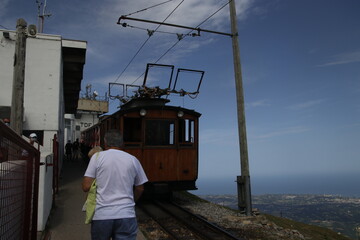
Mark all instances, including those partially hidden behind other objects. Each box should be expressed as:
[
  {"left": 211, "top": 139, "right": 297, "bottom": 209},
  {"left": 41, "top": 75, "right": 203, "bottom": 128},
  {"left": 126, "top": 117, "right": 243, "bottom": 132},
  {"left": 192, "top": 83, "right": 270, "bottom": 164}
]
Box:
[{"left": 82, "top": 130, "right": 148, "bottom": 240}]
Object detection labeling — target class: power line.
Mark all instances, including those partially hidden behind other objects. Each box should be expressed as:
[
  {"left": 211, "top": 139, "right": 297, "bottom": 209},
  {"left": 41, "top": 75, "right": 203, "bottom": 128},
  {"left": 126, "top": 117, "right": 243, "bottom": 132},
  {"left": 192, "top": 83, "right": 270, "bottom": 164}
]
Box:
[
  {"left": 196, "top": 0, "right": 231, "bottom": 28},
  {"left": 124, "top": 0, "right": 176, "bottom": 17},
  {"left": 112, "top": 0, "right": 184, "bottom": 87},
  {"left": 112, "top": 0, "right": 230, "bottom": 100},
  {"left": 0, "top": 24, "right": 9, "bottom": 30},
  {"left": 130, "top": 0, "right": 231, "bottom": 82}
]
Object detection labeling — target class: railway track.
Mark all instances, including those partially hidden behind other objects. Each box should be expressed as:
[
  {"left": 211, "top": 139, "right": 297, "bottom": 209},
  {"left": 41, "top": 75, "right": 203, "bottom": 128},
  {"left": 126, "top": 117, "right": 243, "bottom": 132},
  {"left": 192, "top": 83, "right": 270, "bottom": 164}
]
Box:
[{"left": 136, "top": 200, "right": 243, "bottom": 240}]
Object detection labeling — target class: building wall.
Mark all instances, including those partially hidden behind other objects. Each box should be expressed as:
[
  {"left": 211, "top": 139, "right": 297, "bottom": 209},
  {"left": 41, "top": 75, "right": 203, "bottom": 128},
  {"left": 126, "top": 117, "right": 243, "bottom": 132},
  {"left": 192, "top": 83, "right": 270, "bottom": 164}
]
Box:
[
  {"left": 37, "top": 153, "right": 53, "bottom": 231},
  {"left": 0, "top": 31, "right": 62, "bottom": 152},
  {"left": 65, "top": 112, "right": 101, "bottom": 141},
  {"left": 23, "top": 35, "right": 62, "bottom": 132},
  {"left": 78, "top": 98, "right": 108, "bottom": 113},
  {"left": 0, "top": 32, "right": 15, "bottom": 106},
  {"left": 74, "top": 112, "right": 99, "bottom": 140}
]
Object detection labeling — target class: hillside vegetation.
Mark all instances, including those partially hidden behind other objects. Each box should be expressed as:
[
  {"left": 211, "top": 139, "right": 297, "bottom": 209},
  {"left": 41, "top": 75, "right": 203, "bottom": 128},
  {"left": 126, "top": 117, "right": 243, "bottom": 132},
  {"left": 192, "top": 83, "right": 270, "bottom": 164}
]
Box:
[{"left": 263, "top": 213, "right": 351, "bottom": 240}]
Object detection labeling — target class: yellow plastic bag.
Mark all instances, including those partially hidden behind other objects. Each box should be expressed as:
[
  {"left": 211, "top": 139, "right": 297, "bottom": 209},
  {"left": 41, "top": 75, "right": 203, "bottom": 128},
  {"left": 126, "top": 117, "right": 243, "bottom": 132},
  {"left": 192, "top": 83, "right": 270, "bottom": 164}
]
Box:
[{"left": 85, "top": 179, "right": 97, "bottom": 224}]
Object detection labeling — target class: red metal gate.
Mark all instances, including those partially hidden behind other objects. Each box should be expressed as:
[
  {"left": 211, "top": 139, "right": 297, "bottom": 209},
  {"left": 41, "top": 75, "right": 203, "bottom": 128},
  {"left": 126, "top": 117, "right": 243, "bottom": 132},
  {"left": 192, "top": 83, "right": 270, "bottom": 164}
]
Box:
[
  {"left": 0, "top": 121, "right": 40, "bottom": 240},
  {"left": 52, "top": 134, "right": 59, "bottom": 199}
]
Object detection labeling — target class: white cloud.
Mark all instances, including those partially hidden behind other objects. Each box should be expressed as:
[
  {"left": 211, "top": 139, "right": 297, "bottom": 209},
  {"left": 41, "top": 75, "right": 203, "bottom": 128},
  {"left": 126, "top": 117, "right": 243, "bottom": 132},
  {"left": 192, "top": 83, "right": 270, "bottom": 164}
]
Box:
[
  {"left": 253, "top": 126, "right": 310, "bottom": 139},
  {"left": 246, "top": 99, "right": 270, "bottom": 108},
  {"left": 200, "top": 128, "right": 238, "bottom": 145},
  {"left": 54, "top": 0, "right": 256, "bottom": 87},
  {"left": 288, "top": 99, "right": 326, "bottom": 110},
  {"left": 318, "top": 50, "right": 360, "bottom": 67},
  {"left": 97, "top": 0, "right": 254, "bottom": 35}
]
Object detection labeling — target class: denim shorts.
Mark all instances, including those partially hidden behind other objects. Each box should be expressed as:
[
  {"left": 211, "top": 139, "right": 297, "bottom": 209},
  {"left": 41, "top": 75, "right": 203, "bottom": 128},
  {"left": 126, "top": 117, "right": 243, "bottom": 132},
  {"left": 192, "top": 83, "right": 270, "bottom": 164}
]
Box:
[{"left": 91, "top": 218, "right": 138, "bottom": 240}]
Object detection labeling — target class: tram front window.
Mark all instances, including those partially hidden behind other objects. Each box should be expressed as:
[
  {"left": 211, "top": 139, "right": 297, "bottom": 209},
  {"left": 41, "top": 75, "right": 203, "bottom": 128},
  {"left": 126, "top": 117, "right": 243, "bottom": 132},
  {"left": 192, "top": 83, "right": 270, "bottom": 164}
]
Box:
[
  {"left": 179, "top": 119, "right": 194, "bottom": 144},
  {"left": 145, "top": 120, "right": 174, "bottom": 146},
  {"left": 124, "top": 118, "right": 141, "bottom": 142}
]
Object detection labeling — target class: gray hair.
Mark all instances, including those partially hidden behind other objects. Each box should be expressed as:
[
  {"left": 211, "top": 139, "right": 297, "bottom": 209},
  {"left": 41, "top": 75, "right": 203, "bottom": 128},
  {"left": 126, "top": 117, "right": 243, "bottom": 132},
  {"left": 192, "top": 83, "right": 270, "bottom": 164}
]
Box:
[{"left": 104, "top": 130, "right": 123, "bottom": 147}]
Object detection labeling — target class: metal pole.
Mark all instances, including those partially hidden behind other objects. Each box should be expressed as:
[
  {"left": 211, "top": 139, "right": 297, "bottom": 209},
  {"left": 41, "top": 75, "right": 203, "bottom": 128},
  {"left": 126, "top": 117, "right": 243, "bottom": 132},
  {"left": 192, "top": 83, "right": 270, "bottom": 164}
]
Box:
[
  {"left": 10, "top": 18, "right": 27, "bottom": 135},
  {"left": 229, "top": 0, "right": 252, "bottom": 216}
]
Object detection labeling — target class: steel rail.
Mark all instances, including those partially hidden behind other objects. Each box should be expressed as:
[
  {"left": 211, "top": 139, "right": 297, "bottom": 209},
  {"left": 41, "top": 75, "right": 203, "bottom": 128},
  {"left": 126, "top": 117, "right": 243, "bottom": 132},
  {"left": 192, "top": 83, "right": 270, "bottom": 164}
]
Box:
[
  {"left": 137, "top": 202, "right": 197, "bottom": 240},
  {"left": 155, "top": 200, "right": 242, "bottom": 240},
  {"left": 137, "top": 200, "right": 243, "bottom": 240}
]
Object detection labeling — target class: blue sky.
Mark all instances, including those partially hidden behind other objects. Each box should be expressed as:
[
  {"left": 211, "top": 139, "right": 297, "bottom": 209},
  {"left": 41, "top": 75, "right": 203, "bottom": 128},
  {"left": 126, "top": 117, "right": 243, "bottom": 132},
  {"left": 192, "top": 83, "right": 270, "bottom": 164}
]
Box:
[{"left": 2, "top": 0, "right": 359, "bottom": 194}]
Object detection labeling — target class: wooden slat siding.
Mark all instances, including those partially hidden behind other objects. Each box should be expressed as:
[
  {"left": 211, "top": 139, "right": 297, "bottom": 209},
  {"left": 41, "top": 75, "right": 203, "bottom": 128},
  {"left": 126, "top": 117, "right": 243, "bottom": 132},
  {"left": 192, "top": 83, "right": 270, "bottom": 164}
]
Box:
[
  {"left": 125, "top": 148, "right": 197, "bottom": 182},
  {"left": 177, "top": 149, "right": 197, "bottom": 180},
  {"left": 144, "top": 149, "right": 177, "bottom": 181}
]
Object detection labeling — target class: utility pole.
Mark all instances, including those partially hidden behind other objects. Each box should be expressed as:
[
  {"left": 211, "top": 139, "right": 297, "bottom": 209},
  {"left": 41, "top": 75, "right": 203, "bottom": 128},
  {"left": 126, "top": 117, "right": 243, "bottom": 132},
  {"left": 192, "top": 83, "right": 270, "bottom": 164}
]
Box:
[
  {"left": 10, "top": 18, "right": 27, "bottom": 135},
  {"left": 229, "top": 0, "right": 252, "bottom": 216}
]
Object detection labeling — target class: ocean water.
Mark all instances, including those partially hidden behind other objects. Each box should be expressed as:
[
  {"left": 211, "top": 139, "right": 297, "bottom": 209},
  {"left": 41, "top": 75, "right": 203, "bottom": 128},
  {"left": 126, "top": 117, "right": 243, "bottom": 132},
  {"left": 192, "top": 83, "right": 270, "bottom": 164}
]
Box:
[{"left": 193, "top": 173, "right": 360, "bottom": 197}]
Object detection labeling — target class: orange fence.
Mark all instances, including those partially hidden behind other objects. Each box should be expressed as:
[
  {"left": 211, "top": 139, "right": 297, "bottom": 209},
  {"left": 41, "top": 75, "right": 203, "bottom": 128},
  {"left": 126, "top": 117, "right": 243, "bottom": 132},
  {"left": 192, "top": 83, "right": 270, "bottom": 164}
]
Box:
[{"left": 0, "top": 121, "right": 40, "bottom": 240}]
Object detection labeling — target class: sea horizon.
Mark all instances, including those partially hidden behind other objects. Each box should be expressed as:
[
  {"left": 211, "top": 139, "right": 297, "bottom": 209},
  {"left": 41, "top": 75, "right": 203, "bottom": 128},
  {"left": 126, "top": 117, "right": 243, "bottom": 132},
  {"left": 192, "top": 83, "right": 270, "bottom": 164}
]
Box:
[{"left": 193, "top": 173, "right": 360, "bottom": 198}]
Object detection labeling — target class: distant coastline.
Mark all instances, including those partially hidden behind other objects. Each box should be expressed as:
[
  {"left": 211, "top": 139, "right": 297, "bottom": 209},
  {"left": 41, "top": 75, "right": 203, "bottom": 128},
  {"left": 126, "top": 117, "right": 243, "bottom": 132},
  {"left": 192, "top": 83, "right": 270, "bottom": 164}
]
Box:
[
  {"left": 199, "top": 194, "right": 360, "bottom": 239},
  {"left": 194, "top": 173, "right": 360, "bottom": 197}
]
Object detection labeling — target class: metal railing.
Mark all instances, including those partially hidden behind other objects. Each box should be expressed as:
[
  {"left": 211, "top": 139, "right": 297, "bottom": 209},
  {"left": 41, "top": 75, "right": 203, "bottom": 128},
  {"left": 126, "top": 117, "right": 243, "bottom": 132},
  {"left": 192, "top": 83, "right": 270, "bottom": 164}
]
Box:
[
  {"left": 52, "top": 134, "right": 59, "bottom": 198},
  {"left": 0, "top": 121, "right": 40, "bottom": 240}
]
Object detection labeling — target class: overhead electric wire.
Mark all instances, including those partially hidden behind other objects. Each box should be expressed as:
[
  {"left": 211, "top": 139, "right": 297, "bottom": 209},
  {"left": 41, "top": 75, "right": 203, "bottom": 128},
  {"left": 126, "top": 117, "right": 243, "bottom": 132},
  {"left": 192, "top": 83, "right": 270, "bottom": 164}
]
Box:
[
  {"left": 124, "top": 0, "right": 176, "bottom": 17},
  {"left": 111, "top": 0, "right": 184, "bottom": 89},
  {"left": 131, "top": 0, "right": 231, "bottom": 83},
  {"left": 0, "top": 24, "right": 9, "bottom": 29},
  {"left": 196, "top": 0, "right": 231, "bottom": 28},
  {"left": 155, "top": 0, "right": 231, "bottom": 63},
  {"left": 111, "top": 0, "right": 230, "bottom": 102}
]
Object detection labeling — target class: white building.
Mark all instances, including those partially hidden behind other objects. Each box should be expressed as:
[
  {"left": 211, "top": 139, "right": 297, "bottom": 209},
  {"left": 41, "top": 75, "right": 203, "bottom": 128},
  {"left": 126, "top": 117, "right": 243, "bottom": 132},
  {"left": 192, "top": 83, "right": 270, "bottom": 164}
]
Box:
[
  {"left": 0, "top": 28, "right": 86, "bottom": 231},
  {"left": 65, "top": 97, "right": 109, "bottom": 142},
  {"left": 1, "top": 29, "right": 86, "bottom": 152}
]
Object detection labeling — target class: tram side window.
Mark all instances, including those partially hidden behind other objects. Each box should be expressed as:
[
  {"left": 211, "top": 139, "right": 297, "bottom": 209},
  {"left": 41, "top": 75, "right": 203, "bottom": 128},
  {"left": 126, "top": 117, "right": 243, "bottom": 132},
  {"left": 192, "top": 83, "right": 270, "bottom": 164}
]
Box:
[
  {"left": 179, "top": 119, "right": 195, "bottom": 144},
  {"left": 124, "top": 118, "right": 141, "bottom": 142},
  {"left": 145, "top": 120, "right": 174, "bottom": 146}
]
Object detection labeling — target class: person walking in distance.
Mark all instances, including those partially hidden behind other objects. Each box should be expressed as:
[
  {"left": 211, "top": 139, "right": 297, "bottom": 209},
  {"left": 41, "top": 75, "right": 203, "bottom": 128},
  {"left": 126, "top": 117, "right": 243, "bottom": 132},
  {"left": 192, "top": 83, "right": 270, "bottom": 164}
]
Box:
[
  {"left": 82, "top": 130, "right": 148, "bottom": 240},
  {"left": 72, "top": 138, "right": 80, "bottom": 161},
  {"left": 65, "top": 140, "right": 73, "bottom": 161}
]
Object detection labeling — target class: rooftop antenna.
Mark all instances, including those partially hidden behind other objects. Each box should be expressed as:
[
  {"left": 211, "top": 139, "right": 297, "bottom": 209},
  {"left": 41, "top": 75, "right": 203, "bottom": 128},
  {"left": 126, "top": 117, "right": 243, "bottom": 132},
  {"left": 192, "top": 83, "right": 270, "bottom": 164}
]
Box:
[
  {"left": 85, "top": 84, "right": 92, "bottom": 99},
  {"left": 36, "top": 0, "right": 51, "bottom": 33}
]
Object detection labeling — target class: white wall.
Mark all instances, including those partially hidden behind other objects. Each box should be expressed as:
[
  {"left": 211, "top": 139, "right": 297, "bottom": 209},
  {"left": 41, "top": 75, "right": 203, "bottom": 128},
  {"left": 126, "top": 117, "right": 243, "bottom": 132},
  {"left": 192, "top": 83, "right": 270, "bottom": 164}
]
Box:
[
  {"left": 37, "top": 153, "right": 53, "bottom": 231},
  {"left": 0, "top": 30, "right": 16, "bottom": 106},
  {"left": 75, "top": 112, "right": 99, "bottom": 139},
  {"left": 0, "top": 31, "right": 63, "bottom": 152},
  {"left": 23, "top": 36, "right": 62, "bottom": 132}
]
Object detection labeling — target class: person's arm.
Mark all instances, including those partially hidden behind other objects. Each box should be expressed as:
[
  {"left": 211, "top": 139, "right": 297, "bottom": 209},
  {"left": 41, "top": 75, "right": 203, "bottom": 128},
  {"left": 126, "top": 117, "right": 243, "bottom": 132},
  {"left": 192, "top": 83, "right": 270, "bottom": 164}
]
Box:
[
  {"left": 134, "top": 184, "right": 144, "bottom": 202},
  {"left": 82, "top": 176, "right": 95, "bottom": 192}
]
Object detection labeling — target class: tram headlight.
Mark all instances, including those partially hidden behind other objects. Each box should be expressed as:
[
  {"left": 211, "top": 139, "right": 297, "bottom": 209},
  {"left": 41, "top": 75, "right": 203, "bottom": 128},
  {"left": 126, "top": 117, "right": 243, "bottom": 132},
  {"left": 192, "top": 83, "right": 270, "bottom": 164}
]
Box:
[
  {"left": 177, "top": 111, "right": 184, "bottom": 118},
  {"left": 140, "top": 109, "right": 147, "bottom": 116}
]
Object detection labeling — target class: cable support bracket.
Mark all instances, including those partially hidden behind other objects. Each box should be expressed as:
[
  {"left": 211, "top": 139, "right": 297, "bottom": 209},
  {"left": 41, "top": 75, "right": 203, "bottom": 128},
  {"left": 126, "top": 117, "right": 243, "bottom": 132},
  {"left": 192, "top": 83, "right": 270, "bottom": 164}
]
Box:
[{"left": 117, "top": 16, "right": 233, "bottom": 37}]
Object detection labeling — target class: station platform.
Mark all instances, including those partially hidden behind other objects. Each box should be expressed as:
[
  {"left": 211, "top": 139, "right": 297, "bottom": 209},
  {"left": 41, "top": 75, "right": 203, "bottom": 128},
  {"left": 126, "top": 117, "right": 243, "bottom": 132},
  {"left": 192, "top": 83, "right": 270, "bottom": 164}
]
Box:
[{"left": 40, "top": 159, "right": 146, "bottom": 240}]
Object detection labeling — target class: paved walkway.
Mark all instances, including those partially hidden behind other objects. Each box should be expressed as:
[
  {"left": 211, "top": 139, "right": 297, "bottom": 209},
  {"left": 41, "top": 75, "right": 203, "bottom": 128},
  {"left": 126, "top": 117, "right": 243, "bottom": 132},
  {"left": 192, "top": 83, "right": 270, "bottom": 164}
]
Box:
[{"left": 44, "top": 159, "right": 146, "bottom": 240}]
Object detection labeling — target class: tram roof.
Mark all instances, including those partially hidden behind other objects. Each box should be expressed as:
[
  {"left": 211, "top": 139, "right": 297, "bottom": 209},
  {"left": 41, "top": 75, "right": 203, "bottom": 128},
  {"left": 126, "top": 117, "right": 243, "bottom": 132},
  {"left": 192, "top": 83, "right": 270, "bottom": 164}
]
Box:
[{"left": 103, "top": 98, "right": 201, "bottom": 120}]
